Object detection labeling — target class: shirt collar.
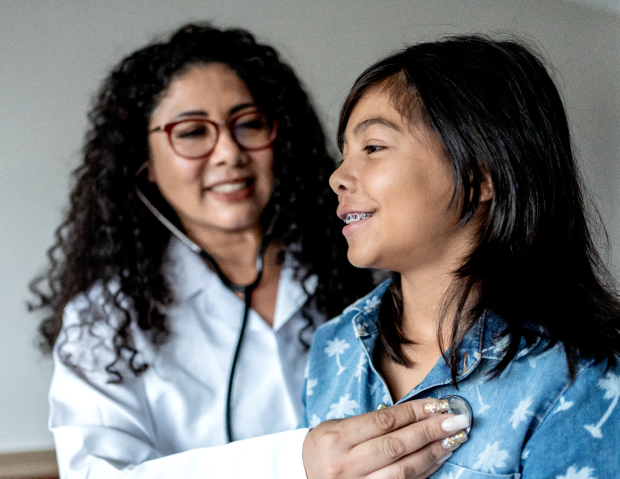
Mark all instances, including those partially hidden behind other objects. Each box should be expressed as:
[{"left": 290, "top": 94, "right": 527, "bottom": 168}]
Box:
[
  {"left": 479, "top": 311, "right": 544, "bottom": 361},
  {"left": 164, "top": 236, "right": 315, "bottom": 331},
  {"left": 348, "top": 278, "right": 543, "bottom": 397},
  {"left": 165, "top": 236, "right": 215, "bottom": 301}
]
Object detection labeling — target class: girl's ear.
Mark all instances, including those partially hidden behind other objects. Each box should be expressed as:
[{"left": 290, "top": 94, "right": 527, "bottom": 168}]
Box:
[{"left": 479, "top": 171, "right": 494, "bottom": 203}]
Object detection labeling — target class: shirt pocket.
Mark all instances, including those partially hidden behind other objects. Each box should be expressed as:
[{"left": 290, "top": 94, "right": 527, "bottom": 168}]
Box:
[{"left": 434, "top": 462, "right": 520, "bottom": 479}]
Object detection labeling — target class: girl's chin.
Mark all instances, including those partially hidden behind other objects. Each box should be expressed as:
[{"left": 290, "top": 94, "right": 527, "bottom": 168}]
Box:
[{"left": 346, "top": 249, "right": 380, "bottom": 270}]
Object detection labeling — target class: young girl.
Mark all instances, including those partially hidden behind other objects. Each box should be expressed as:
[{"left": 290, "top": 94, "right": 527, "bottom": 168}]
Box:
[{"left": 301, "top": 36, "right": 620, "bottom": 478}]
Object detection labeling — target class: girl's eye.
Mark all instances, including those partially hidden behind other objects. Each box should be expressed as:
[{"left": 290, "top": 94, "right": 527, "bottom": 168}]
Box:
[{"left": 363, "top": 145, "right": 383, "bottom": 154}]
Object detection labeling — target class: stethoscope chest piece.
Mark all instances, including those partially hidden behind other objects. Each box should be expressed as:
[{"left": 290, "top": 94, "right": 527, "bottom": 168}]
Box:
[{"left": 440, "top": 395, "right": 473, "bottom": 434}]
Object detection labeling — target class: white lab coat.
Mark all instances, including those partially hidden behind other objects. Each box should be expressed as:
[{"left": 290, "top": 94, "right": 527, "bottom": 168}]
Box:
[{"left": 49, "top": 238, "right": 315, "bottom": 478}]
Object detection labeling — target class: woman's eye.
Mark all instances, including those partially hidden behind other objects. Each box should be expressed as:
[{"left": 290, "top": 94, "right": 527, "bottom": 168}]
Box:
[
  {"left": 236, "top": 119, "right": 264, "bottom": 131},
  {"left": 174, "top": 123, "right": 208, "bottom": 139},
  {"left": 363, "top": 145, "right": 383, "bottom": 154}
]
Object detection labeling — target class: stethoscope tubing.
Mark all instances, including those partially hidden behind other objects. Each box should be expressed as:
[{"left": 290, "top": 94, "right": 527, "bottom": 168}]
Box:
[
  {"left": 135, "top": 165, "right": 276, "bottom": 443},
  {"left": 225, "top": 290, "right": 253, "bottom": 442}
]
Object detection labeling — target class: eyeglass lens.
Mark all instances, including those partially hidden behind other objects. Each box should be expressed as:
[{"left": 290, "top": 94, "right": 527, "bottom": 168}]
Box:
[{"left": 170, "top": 111, "right": 274, "bottom": 159}]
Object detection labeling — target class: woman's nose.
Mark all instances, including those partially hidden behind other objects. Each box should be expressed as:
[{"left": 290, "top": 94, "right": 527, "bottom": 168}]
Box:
[{"left": 208, "top": 128, "right": 246, "bottom": 167}]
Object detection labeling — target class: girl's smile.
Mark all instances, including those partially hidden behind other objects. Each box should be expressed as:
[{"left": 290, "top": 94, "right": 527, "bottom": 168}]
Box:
[{"left": 330, "top": 87, "right": 474, "bottom": 277}]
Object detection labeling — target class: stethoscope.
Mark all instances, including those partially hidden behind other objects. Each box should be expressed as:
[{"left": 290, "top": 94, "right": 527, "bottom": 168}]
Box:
[
  {"left": 135, "top": 167, "right": 474, "bottom": 443},
  {"left": 135, "top": 163, "right": 277, "bottom": 443},
  {"left": 439, "top": 395, "right": 473, "bottom": 435}
]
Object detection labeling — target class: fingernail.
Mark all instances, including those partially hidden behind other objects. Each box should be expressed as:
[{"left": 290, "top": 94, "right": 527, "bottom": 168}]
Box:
[
  {"left": 442, "top": 430, "right": 468, "bottom": 449},
  {"left": 441, "top": 414, "right": 470, "bottom": 432},
  {"left": 424, "top": 399, "right": 449, "bottom": 414},
  {"left": 436, "top": 452, "right": 453, "bottom": 464}
]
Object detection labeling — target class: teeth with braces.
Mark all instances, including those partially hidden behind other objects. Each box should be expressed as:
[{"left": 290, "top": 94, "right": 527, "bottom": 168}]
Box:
[{"left": 344, "top": 212, "right": 374, "bottom": 224}]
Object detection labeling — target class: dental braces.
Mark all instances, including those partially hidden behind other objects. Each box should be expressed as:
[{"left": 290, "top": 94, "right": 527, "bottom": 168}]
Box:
[{"left": 344, "top": 213, "right": 374, "bottom": 224}]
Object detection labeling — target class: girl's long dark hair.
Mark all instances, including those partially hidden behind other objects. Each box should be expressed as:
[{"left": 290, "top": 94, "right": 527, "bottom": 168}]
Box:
[
  {"left": 338, "top": 35, "right": 620, "bottom": 382},
  {"left": 30, "top": 23, "right": 374, "bottom": 381}
]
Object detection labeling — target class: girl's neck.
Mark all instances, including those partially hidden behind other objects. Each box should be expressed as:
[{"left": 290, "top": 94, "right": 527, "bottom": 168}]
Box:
[
  {"left": 378, "top": 269, "right": 457, "bottom": 402},
  {"left": 399, "top": 268, "right": 455, "bottom": 346}
]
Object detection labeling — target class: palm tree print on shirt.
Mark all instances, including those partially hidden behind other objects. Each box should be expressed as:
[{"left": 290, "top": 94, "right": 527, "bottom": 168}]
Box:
[
  {"left": 482, "top": 335, "right": 510, "bottom": 356},
  {"left": 472, "top": 441, "right": 510, "bottom": 474},
  {"left": 510, "top": 397, "right": 533, "bottom": 429},
  {"left": 557, "top": 465, "right": 597, "bottom": 479},
  {"left": 552, "top": 396, "right": 574, "bottom": 415},
  {"left": 438, "top": 470, "right": 464, "bottom": 479},
  {"left": 365, "top": 295, "right": 381, "bottom": 309},
  {"left": 354, "top": 353, "right": 367, "bottom": 382},
  {"left": 476, "top": 384, "right": 490, "bottom": 414},
  {"left": 324, "top": 337, "right": 350, "bottom": 375},
  {"left": 309, "top": 414, "right": 321, "bottom": 428},
  {"left": 584, "top": 371, "right": 620, "bottom": 438},
  {"left": 326, "top": 394, "right": 358, "bottom": 419},
  {"left": 306, "top": 378, "right": 318, "bottom": 396}
]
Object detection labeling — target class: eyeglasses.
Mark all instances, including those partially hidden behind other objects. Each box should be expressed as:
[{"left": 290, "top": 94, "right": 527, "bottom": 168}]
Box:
[{"left": 148, "top": 110, "right": 277, "bottom": 159}]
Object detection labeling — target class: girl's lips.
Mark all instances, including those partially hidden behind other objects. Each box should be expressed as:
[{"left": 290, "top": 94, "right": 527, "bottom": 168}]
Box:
[{"left": 342, "top": 214, "right": 373, "bottom": 236}]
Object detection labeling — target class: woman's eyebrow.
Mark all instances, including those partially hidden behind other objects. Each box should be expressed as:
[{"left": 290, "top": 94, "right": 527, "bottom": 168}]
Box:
[
  {"left": 228, "top": 102, "right": 256, "bottom": 116},
  {"left": 174, "top": 109, "right": 208, "bottom": 119},
  {"left": 352, "top": 117, "right": 401, "bottom": 136},
  {"left": 171, "top": 102, "right": 256, "bottom": 121}
]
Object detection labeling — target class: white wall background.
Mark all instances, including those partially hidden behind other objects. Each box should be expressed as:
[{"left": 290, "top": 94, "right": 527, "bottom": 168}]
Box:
[{"left": 1, "top": 0, "right": 618, "bottom": 453}]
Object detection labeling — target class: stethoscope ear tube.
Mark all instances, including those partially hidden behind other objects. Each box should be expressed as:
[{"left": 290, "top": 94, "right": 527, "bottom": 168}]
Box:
[{"left": 135, "top": 163, "right": 278, "bottom": 443}]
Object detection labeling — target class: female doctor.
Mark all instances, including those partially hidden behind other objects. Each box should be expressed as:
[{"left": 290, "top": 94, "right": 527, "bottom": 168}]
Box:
[{"left": 31, "top": 23, "right": 459, "bottom": 479}]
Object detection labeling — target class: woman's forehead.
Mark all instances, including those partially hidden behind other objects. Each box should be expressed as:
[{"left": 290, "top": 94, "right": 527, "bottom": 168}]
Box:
[{"left": 150, "top": 63, "right": 253, "bottom": 124}]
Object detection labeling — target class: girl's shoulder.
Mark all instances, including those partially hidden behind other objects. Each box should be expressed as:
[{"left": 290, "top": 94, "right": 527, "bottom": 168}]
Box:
[
  {"left": 313, "top": 278, "right": 392, "bottom": 340},
  {"left": 514, "top": 352, "right": 620, "bottom": 477}
]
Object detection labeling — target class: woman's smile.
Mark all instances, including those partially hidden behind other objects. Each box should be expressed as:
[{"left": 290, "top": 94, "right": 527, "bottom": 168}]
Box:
[
  {"left": 206, "top": 177, "right": 256, "bottom": 201},
  {"left": 148, "top": 63, "right": 274, "bottom": 240}
]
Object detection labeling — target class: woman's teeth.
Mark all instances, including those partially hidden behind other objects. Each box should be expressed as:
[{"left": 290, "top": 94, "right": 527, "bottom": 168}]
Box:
[
  {"left": 211, "top": 180, "right": 249, "bottom": 193},
  {"left": 344, "top": 212, "right": 374, "bottom": 224}
]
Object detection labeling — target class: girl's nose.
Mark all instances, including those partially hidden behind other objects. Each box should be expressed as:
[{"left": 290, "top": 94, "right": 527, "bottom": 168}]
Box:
[{"left": 329, "top": 159, "right": 354, "bottom": 195}]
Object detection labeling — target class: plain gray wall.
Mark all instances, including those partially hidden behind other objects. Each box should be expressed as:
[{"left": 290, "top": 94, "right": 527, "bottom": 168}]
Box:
[{"left": 1, "top": 0, "right": 618, "bottom": 453}]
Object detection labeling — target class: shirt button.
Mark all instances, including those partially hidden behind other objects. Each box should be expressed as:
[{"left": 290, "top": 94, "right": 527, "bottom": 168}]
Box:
[{"left": 377, "top": 403, "right": 388, "bottom": 410}]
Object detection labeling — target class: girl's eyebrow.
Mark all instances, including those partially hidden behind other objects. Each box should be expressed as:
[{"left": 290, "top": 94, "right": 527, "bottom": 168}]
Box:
[{"left": 352, "top": 117, "right": 401, "bottom": 136}]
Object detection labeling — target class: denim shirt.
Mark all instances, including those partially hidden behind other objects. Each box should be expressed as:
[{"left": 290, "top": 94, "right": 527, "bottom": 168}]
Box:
[{"left": 300, "top": 280, "right": 620, "bottom": 478}]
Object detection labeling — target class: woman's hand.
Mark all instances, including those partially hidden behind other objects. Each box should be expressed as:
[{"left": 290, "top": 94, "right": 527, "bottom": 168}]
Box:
[{"left": 302, "top": 398, "right": 469, "bottom": 479}]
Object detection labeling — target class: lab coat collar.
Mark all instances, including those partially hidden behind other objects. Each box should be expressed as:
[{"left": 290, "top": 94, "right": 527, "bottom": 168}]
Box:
[
  {"left": 165, "top": 236, "right": 216, "bottom": 301},
  {"left": 165, "top": 236, "right": 316, "bottom": 332}
]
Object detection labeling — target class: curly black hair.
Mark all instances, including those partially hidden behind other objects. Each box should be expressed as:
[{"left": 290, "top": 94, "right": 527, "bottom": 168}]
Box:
[{"left": 30, "top": 23, "right": 374, "bottom": 381}]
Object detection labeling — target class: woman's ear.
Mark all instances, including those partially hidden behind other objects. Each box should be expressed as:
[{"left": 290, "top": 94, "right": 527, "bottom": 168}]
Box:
[
  {"left": 479, "top": 171, "right": 493, "bottom": 203},
  {"left": 136, "top": 160, "right": 156, "bottom": 184},
  {"left": 146, "top": 160, "right": 155, "bottom": 183}
]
